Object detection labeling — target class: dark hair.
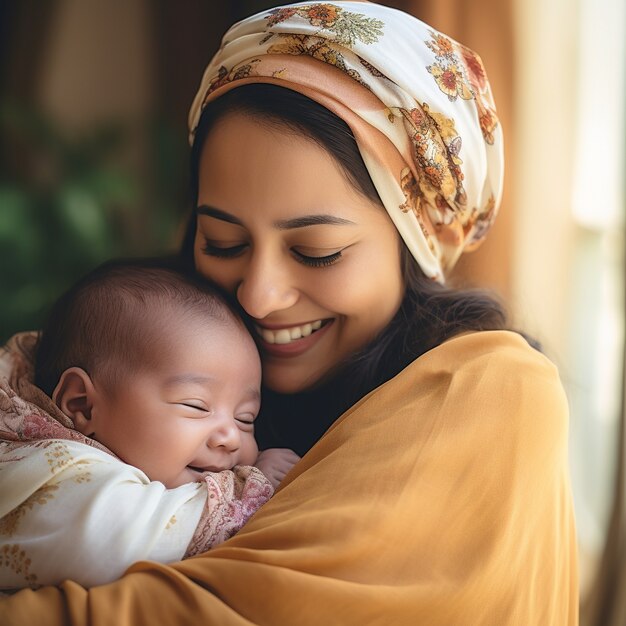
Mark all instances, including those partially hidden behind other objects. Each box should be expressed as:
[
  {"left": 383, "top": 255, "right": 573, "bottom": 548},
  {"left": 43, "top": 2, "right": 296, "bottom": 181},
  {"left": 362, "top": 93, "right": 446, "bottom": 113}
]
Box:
[
  {"left": 182, "top": 84, "right": 516, "bottom": 454},
  {"left": 181, "top": 83, "right": 381, "bottom": 266},
  {"left": 35, "top": 257, "right": 243, "bottom": 397}
]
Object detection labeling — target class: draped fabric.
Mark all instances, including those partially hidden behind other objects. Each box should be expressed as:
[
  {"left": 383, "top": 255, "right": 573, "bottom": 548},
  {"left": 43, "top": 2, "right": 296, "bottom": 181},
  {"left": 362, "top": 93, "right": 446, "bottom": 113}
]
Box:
[
  {"left": 188, "top": 1, "right": 505, "bottom": 282},
  {"left": 0, "top": 334, "right": 273, "bottom": 589},
  {"left": 392, "top": 0, "right": 515, "bottom": 295},
  {"left": 1, "top": 331, "right": 578, "bottom": 624}
]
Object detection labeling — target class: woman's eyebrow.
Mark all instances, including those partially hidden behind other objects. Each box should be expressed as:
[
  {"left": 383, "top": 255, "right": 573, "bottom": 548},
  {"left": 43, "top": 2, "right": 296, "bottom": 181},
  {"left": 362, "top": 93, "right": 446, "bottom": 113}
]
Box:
[
  {"left": 197, "top": 205, "right": 355, "bottom": 230},
  {"left": 197, "top": 205, "right": 243, "bottom": 225},
  {"left": 274, "top": 215, "right": 356, "bottom": 229}
]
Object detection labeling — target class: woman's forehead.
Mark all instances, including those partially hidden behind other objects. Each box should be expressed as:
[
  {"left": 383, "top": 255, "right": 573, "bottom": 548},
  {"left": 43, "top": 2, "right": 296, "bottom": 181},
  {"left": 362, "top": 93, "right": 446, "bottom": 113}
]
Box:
[{"left": 197, "top": 113, "right": 380, "bottom": 220}]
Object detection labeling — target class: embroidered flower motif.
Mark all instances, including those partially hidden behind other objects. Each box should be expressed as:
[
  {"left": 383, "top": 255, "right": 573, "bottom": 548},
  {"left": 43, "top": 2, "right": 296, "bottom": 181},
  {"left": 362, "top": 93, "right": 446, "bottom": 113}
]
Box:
[
  {"left": 460, "top": 47, "right": 487, "bottom": 90},
  {"left": 478, "top": 108, "right": 498, "bottom": 145},
  {"left": 268, "top": 34, "right": 328, "bottom": 58},
  {"left": 43, "top": 442, "right": 91, "bottom": 482},
  {"left": 424, "top": 31, "right": 500, "bottom": 146},
  {"left": 424, "top": 104, "right": 464, "bottom": 182},
  {"left": 206, "top": 66, "right": 229, "bottom": 96},
  {"left": 263, "top": 4, "right": 384, "bottom": 47},
  {"left": 0, "top": 544, "right": 38, "bottom": 587},
  {"left": 270, "top": 34, "right": 335, "bottom": 66},
  {"left": 306, "top": 4, "right": 339, "bottom": 27},
  {"left": 202, "top": 60, "right": 261, "bottom": 106},
  {"left": 185, "top": 466, "right": 273, "bottom": 557},
  {"left": 266, "top": 7, "right": 298, "bottom": 27},
  {"left": 457, "top": 200, "right": 494, "bottom": 247},
  {"left": 426, "top": 32, "right": 455, "bottom": 59},
  {"left": 21, "top": 413, "right": 72, "bottom": 441},
  {"left": 397, "top": 104, "right": 467, "bottom": 217},
  {"left": 400, "top": 168, "right": 420, "bottom": 215},
  {"left": 427, "top": 63, "right": 473, "bottom": 101},
  {"left": 408, "top": 106, "right": 428, "bottom": 130},
  {"left": 267, "top": 34, "right": 370, "bottom": 88},
  {"left": 358, "top": 56, "right": 385, "bottom": 78},
  {"left": 467, "top": 195, "right": 497, "bottom": 242},
  {"left": 0, "top": 484, "right": 59, "bottom": 537},
  {"left": 399, "top": 168, "right": 436, "bottom": 256},
  {"left": 424, "top": 164, "right": 444, "bottom": 188}
]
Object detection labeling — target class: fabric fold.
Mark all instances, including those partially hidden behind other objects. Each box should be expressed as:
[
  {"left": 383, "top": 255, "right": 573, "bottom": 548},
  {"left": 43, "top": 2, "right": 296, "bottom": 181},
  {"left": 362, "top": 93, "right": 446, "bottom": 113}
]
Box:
[
  {"left": 1, "top": 331, "right": 578, "bottom": 624},
  {"left": 188, "top": 2, "right": 505, "bottom": 281}
]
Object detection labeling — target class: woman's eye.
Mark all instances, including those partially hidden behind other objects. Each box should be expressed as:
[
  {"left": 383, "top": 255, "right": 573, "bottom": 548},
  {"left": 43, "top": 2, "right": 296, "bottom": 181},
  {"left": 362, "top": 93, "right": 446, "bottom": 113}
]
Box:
[
  {"left": 201, "top": 238, "right": 247, "bottom": 258},
  {"left": 292, "top": 249, "right": 342, "bottom": 268}
]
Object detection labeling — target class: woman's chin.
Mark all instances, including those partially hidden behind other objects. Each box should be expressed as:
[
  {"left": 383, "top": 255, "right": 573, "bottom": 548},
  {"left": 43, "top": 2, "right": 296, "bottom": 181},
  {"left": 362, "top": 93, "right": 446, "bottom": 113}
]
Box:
[
  {"left": 261, "top": 354, "right": 353, "bottom": 395},
  {"left": 261, "top": 363, "right": 329, "bottom": 395}
]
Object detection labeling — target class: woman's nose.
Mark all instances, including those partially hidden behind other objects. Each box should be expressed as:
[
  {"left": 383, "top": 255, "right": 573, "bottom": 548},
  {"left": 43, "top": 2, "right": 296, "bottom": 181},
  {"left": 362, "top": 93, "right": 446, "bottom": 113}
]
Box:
[
  {"left": 208, "top": 421, "right": 241, "bottom": 451},
  {"left": 236, "top": 250, "right": 299, "bottom": 319}
]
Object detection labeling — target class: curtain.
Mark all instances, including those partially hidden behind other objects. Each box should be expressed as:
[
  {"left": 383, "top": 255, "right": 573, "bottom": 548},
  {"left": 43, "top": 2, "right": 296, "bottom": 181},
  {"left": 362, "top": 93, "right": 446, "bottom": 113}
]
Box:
[{"left": 582, "top": 310, "right": 626, "bottom": 624}]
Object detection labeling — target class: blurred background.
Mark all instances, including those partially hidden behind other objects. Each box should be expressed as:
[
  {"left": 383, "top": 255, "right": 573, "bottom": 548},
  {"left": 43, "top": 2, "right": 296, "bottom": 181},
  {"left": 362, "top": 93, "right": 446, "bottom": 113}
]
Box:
[{"left": 0, "top": 1, "right": 624, "bottom": 621}]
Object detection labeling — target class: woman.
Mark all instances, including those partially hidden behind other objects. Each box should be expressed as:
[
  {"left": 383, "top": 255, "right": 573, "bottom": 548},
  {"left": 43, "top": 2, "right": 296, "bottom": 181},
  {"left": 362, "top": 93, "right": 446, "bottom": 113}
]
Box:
[{"left": 1, "top": 2, "right": 577, "bottom": 624}]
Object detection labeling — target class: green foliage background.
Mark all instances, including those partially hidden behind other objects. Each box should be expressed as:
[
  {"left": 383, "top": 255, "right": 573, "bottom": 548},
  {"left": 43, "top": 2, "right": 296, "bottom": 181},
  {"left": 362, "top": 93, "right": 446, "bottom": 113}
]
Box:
[{"left": 0, "top": 102, "right": 189, "bottom": 343}]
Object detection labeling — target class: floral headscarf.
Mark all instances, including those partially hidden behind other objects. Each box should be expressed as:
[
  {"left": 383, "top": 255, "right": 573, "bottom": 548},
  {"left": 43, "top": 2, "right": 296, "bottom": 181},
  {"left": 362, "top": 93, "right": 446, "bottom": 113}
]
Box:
[{"left": 188, "top": 1, "right": 504, "bottom": 282}]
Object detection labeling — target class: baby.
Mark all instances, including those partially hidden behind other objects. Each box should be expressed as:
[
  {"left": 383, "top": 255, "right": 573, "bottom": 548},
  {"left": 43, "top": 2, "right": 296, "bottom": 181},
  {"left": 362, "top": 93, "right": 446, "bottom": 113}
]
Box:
[{"left": 0, "top": 259, "right": 299, "bottom": 589}]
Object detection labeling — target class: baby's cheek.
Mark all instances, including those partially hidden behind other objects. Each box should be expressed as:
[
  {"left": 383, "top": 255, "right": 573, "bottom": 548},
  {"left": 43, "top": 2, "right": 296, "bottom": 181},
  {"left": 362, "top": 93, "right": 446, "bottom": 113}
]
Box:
[
  {"left": 239, "top": 434, "right": 259, "bottom": 466},
  {"left": 166, "top": 467, "right": 203, "bottom": 488}
]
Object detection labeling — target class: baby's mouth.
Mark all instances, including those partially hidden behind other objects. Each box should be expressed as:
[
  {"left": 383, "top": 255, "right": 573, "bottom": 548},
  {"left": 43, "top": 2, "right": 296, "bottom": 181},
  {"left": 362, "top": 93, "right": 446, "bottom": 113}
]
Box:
[
  {"left": 255, "top": 319, "right": 329, "bottom": 345},
  {"left": 188, "top": 464, "right": 225, "bottom": 474}
]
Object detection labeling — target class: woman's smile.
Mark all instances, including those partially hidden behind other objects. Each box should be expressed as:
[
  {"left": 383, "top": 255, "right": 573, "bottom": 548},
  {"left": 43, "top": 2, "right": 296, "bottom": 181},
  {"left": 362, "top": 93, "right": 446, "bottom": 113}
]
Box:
[
  {"left": 254, "top": 319, "right": 324, "bottom": 344},
  {"left": 255, "top": 319, "right": 333, "bottom": 357},
  {"left": 194, "top": 112, "right": 405, "bottom": 393}
]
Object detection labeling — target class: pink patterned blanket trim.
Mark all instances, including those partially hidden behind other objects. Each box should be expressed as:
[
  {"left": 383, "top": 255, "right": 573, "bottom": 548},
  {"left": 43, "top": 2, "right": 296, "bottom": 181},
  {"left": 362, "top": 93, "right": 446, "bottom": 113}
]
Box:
[
  {"left": 0, "top": 332, "right": 117, "bottom": 456},
  {"left": 185, "top": 466, "right": 274, "bottom": 556}
]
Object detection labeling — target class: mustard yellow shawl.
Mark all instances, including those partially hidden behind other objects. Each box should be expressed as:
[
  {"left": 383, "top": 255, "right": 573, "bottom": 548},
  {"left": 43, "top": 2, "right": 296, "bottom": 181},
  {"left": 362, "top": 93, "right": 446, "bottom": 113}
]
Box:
[{"left": 0, "top": 331, "right": 578, "bottom": 625}]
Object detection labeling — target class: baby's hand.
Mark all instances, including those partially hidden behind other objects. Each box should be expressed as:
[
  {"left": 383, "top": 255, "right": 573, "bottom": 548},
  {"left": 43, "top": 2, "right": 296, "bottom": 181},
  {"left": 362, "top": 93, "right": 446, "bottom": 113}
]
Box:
[{"left": 255, "top": 448, "right": 301, "bottom": 490}]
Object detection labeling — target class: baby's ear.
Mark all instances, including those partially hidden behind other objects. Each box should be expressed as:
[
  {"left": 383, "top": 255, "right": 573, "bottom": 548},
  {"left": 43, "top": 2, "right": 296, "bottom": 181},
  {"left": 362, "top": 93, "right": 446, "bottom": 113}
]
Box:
[{"left": 52, "top": 367, "right": 96, "bottom": 435}]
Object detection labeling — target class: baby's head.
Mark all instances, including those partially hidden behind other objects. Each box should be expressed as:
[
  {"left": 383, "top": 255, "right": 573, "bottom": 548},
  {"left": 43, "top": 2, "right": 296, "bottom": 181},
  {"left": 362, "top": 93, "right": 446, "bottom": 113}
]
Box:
[{"left": 35, "top": 259, "right": 261, "bottom": 488}]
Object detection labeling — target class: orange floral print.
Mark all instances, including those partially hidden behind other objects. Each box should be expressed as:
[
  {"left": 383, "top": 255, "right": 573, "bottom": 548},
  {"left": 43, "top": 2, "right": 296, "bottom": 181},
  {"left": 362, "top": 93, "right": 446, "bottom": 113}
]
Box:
[
  {"left": 266, "top": 7, "right": 298, "bottom": 27},
  {"left": 187, "top": 2, "right": 505, "bottom": 280},
  {"left": 202, "top": 60, "right": 261, "bottom": 106},
  {"left": 394, "top": 103, "right": 467, "bottom": 221},
  {"left": 264, "top": 4, "right": 384, "bottom": 47},
  {"left": 426, "top": 32, "right": 455, "bottom": 59},
  {"left": 424, "top": 32, "right": 499, "bottom": 145},
  {"left": 478, "top": 108, "right": 498, "bottom": 145},
  {"left": 460, "top": 47, "right": 487, "bottom": 90},
  {"left": 427, "top": 63, "right": 473, "bottom": 101},
  {"left": 306, "top": 5, "right": 339, "bottom": 27},
  {"left": 399, "top": 167, "right": 420, "bottom": 215},
  {"left": 424, "top": 165, "right": 444, "bottom": 187},
  {"left": 267, "top": 34, "right": 371, "bottom": 89},
  {"left": 467, "top": 195, "right": 497, "bottom": 241}
]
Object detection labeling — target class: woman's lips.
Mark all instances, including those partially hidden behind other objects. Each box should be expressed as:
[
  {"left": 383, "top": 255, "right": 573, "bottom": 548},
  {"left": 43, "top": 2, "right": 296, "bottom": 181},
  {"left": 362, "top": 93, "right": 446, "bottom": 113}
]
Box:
[
  {"left": 255, "top": 319, "right": 333, "bottom": 358},
  {"left": 255, "top": 319, "right": 323, "bottom": 343}
]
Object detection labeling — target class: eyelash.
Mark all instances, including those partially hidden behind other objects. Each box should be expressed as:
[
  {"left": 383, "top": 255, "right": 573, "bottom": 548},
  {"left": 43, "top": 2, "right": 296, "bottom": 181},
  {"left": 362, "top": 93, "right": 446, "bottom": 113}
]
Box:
[
  {"left": 201, "top": 239, "right": 342, "bottom": 268},
  {"left": 181, "top": 403, "right": 208, "bottom": 412},
  {"left": 201, "top": 242, "right": 246, "bottom": 259},
  {"left": 292, "top": 249, "right": 342, "bottom": 267}
]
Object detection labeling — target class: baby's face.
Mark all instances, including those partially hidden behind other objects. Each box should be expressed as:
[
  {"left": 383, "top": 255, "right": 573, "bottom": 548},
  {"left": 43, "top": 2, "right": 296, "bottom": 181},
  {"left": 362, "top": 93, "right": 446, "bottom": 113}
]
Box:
[{"left": 90, "top": 317, "right": 261, "bottom": 488}]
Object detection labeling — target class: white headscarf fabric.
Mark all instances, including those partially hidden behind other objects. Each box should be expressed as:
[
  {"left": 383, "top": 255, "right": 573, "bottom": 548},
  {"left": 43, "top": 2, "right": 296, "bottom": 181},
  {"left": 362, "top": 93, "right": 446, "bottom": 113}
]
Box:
[{"left": 188, "top": 2, "right": 504, "bottom": 282}]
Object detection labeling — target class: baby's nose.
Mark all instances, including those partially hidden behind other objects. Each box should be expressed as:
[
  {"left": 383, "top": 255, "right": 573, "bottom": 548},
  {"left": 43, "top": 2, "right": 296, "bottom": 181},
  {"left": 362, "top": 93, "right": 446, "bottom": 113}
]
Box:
[{"left": 208, "top": 421, "right": 240, "bottom": 451}]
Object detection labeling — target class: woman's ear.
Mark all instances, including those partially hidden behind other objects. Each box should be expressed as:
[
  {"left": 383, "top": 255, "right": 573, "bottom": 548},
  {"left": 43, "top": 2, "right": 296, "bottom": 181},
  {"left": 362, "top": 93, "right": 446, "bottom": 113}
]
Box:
[{"left": 52, "top": 367, "right": 97, "bottom": 436}]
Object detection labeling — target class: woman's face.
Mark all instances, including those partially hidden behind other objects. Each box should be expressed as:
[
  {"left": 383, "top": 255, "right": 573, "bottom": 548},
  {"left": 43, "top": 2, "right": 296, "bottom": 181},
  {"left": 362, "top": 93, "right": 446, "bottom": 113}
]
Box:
[{"left": 194, "top": 112, "right": 404, "bottom": 393}]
